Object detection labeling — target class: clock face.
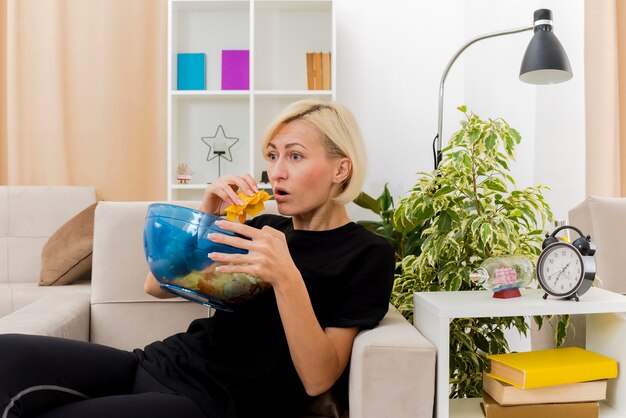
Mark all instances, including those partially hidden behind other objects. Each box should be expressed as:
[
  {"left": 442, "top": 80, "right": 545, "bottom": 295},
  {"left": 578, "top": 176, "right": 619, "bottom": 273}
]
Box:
[{"left": 537, "top": 242, "right": 585, "bottom": 297}]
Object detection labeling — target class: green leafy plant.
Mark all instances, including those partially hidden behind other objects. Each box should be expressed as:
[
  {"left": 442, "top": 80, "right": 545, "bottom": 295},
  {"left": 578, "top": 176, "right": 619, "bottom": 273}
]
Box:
[{"left": 356, "top": 107, "right": 562, "bottom": 398}]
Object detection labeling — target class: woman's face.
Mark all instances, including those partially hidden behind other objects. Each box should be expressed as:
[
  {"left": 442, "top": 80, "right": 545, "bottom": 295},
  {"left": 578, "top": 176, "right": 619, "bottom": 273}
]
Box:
[{"left": 265, "top": 119, "right": 348, "bottom": 217}]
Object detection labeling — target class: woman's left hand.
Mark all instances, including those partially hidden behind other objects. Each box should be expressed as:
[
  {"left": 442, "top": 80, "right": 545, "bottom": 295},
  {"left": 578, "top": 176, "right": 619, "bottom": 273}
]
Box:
[{"left": 207, "top": 220, "right": 301, "bottom": 289}]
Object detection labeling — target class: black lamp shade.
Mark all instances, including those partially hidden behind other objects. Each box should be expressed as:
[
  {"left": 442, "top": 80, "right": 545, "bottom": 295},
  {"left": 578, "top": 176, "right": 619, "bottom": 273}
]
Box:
[{"left": 519, "top": 10, "right": 573, "bottom": 84}]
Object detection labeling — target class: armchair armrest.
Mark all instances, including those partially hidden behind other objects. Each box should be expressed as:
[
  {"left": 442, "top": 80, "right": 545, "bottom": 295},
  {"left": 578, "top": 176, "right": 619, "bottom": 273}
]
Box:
[
  {"left": 349, "top": 304, "right": 436, "bottom": 418},
  {"left": 0, "top": 293, "right": 90, "bottom": 341}
]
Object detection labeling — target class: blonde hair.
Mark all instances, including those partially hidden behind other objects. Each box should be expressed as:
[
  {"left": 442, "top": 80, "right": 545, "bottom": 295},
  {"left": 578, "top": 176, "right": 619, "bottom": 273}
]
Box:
[{"left": 261, "top": 100, "right": 367, "bottom": 205}]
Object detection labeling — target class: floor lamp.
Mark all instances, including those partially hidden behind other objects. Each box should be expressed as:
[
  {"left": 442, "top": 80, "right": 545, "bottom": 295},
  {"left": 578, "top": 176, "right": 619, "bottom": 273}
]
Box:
[{"left": 434, "top": 8, "right": 573, "bottom": 169}]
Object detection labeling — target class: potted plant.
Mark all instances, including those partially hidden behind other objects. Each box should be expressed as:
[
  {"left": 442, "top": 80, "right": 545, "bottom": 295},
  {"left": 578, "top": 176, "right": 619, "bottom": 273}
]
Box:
[{"left": 355, "top": 107, "right": 565, "bottom": 398}]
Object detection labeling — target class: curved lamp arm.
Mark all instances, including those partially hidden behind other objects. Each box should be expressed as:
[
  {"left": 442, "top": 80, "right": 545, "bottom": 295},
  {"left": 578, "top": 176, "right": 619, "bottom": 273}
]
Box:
[{"left": 435, "top": 24, "right": 533, "bottom": 169}]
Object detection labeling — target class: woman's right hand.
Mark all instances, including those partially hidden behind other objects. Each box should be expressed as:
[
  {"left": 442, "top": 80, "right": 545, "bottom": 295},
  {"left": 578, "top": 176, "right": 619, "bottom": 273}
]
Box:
[{"left": 199, "top": 174, "right": 260, "bottom": 215}]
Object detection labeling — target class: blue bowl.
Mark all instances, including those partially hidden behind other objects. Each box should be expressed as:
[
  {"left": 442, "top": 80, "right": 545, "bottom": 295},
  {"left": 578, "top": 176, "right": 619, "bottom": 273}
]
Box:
[{"left": 143, "top": 203, "right": 268, "bottom": 311}]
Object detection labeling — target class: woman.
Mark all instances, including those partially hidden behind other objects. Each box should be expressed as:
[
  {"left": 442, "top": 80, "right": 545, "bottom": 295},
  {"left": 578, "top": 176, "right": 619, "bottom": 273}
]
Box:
[{"left": 0, "top": 101, "right": 394, "bottom": 418}]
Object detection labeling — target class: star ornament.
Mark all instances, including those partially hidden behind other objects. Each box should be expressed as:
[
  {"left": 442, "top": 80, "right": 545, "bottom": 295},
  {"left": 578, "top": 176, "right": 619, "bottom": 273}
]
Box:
[{"left": 201, "top": 125, "right": 239, "bottom": 162}]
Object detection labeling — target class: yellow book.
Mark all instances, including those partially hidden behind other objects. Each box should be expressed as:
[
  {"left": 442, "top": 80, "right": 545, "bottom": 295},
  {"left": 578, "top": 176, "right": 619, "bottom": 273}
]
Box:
[{"left": 486, "top": 347, "right": 617, "bottom": 389}]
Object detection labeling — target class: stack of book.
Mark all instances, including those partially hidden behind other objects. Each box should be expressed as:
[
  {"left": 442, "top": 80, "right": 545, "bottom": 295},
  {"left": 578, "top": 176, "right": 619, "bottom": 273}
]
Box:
[
  {"left": 482, "top": 347, "right": 618, "bottom": 418},
  {"left": 306, "top": 52, "right": 331, "bottom": 90}
]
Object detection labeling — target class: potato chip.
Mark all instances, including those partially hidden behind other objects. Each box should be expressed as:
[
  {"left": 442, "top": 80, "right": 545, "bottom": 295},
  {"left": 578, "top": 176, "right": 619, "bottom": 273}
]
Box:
[{"left": 224, "top": 189, "right": 271, "bottom": 223}]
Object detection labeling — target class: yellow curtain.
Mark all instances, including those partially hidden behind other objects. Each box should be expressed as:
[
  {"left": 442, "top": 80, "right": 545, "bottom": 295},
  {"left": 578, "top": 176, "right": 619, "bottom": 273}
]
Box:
[
  {"left": 585, "top": 0, "right": 626, "bottom": 196},
  {"left": 0, "top": 0, "right": 166, "bottom": 201}
]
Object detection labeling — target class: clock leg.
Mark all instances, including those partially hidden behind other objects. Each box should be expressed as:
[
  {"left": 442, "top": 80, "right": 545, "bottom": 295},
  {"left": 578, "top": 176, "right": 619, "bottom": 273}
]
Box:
[{"left": 543, "top": 293, "right": 548, "bottom": 300}]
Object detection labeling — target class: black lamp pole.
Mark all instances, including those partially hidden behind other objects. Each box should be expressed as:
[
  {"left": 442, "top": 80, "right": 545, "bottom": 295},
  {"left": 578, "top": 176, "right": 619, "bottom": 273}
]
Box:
[{"left": 433, "top": 9, "right": 573, "bottom": 169}]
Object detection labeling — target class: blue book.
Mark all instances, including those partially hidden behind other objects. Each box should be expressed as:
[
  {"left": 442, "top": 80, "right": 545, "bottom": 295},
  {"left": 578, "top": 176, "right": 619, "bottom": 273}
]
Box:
[{"left": 177, "top": 53, "right": 206, "bottom": 90}]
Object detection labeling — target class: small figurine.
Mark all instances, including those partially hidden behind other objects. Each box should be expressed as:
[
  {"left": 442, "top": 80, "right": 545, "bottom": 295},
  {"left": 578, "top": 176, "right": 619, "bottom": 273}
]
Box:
[
  {"left": 176, "top": 163, "right": 193, "bottom": 184},
  {"left": 470, "top": 255, "right": 535, "bottom": 299}
]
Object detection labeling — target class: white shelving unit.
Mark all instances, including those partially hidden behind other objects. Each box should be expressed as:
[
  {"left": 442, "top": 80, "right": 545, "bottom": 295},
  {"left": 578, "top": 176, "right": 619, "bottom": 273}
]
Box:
[
  {"left": 413, "top": 288, "right": 626, "bottom": 418},
  {"left": 167, "top": 0, "right": 336, "bottom": 200}
]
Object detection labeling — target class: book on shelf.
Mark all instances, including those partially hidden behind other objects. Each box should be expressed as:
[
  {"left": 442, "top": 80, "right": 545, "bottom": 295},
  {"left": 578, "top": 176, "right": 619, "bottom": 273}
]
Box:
[
  {"left": 313, "top": 52, "right": 322, "bottom": 90},
  {"left": 482, "top": 372, "right": 607, "bottom": 405},
  {"left": 177, "top": 53, "right": 206, "bottom": 90},
  {"left": 305, "top": 51, "right": 331, "bottom": 90},
  {"left": 481, "top": 391, "right": 599, "bottom": 418},
  {"left": 321, "top": 52, "right": 331, "bottom": 90},
  {"left": 486, "top": 347, "right": 617, "bottom": 389},
  {"left": 306, "top": 53, "right": 315, "bottom": 90}
]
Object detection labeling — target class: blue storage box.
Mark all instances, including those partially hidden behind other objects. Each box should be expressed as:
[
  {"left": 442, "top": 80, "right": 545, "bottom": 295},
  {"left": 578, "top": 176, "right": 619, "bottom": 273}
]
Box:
[{"left": 177, "top": 53, "right": 206, "bottom": 90}]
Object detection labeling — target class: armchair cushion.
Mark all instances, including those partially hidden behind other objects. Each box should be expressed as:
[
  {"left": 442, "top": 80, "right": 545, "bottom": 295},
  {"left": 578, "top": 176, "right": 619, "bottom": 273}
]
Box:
[
  {"left": 39, "top": 202, "right": 97, "bottom": 286},
  {"left": 349, "top": 305, "right": 436, "bottom": 418}
]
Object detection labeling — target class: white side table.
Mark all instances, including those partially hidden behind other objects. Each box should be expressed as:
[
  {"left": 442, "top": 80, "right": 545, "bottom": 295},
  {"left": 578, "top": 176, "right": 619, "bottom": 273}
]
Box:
[{"left": 413, "top": 287, "right": 626, "bottom": 418}]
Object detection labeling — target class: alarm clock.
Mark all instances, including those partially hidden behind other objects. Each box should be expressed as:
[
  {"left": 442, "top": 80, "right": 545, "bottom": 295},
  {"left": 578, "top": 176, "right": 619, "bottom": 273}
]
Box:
[{"left": 536, "top": 225, "right": 596, "bottom": 301}]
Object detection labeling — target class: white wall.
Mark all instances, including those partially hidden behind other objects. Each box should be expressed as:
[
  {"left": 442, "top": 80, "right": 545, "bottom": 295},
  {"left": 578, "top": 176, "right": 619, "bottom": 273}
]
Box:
[{"left": 336, "top": 0, "right": 585, "bottom": 223}]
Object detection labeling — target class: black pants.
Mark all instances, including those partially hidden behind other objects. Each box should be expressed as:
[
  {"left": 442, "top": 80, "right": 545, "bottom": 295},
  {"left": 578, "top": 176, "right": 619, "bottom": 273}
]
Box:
[{"left": 0, "top": 334, "right": 206, "bottom": 418}]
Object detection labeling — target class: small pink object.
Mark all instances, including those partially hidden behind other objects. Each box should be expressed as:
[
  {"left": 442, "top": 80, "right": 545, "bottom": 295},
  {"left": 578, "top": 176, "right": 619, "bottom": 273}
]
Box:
[
  {"left": 494, "top": 267, "right": 517, "bottom": 284},
  {"left": 493, "top": 267, "right": 520, "bottom": 298}
]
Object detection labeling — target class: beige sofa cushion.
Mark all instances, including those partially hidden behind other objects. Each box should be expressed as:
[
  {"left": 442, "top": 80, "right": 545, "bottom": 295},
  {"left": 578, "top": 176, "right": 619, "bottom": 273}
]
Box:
[
  {"left": 0, "top": 293, "right": 91, "bottom": 340},
  {"left": 7, "top": 186, "right": 96, "bottom": 238},
  {"left": 9, "top": 282, "right": 91, "bottom": 313},
  {"left": 0, "top": 186, "right": 97, "bottom": 285},
  {"left": 91, "top": 201, "right": 202, "bottom": 304}
]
